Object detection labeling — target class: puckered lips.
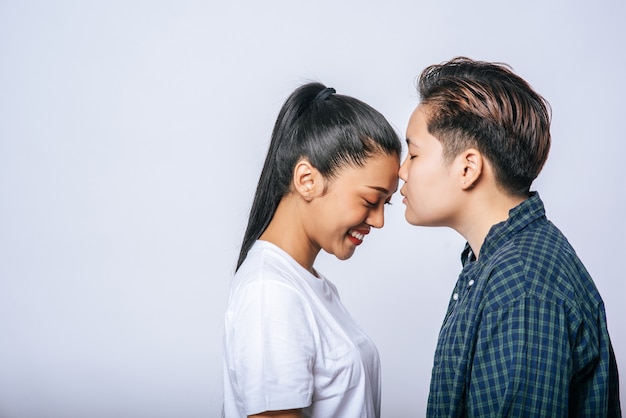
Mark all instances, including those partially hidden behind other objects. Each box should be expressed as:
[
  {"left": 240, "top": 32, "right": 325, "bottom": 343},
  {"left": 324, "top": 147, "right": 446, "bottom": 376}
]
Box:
[
  {"left": 347, "top": 228, "right": 369, "bottom": 246},
  {"left": 400, "top": 186, "right": 407, "bottom": 204}
]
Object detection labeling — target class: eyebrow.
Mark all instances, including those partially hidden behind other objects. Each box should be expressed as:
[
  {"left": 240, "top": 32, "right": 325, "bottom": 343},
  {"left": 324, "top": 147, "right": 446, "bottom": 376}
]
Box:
[
  {"left": 366, "top": 186, "right": 391, "bottom": 194},
  {"left": 405, "top": 138, "right": 419, "bottom": 147}
]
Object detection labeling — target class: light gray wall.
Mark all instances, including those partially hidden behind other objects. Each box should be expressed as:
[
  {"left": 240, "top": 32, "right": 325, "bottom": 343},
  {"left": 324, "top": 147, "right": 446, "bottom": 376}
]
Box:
[{"left": 1, "top": 1, "right": 624, "bottom": 417}]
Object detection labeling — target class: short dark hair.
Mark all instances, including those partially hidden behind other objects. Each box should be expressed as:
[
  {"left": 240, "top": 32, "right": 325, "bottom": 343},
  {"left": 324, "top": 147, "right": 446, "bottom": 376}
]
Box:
[
  {"left": 236, "top": 82, "right": 401, "bottom": 270},
  {"left": 417, "top": 57, "right": 551, "bottom": 196}
]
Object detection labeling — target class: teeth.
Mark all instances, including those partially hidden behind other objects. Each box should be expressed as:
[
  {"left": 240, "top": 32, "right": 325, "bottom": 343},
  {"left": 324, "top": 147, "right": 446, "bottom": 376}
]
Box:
[{"left": 349, "top": 230, "right": 364, "bottom": 240}]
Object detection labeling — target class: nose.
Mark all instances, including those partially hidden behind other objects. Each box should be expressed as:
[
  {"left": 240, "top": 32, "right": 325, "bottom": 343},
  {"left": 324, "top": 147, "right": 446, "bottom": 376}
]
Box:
[
  {"left": 367, "top": 205, "right": 385, "bottom": 229},
  {"left": 399, "top": 155, "right": 409, "bottom": 182}
]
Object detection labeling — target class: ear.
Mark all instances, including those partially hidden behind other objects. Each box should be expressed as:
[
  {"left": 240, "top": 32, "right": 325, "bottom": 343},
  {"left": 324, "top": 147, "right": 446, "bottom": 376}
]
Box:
[
  {"left": 293, "top": 158, "right": 324, "bottom": 201},
  {"left": 458, "top": 148, "right": 483, "bottom": 190}
]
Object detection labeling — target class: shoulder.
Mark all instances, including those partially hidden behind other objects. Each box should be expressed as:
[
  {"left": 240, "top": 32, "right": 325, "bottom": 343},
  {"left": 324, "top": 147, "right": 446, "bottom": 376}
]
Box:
[
  {"left": 481, "top": 221, "right": 602, "bottom": 315},
  {"left": 234, "top": 241, "right": 304, "bottom": 288},
  {"left": 227, "top": 241, "right": 320, "bottom": 318}
]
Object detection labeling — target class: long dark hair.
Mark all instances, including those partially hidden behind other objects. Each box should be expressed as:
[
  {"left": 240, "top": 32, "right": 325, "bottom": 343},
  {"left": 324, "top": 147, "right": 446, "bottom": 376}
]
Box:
[{"left": 236, "top": 82, "right": 401, "bottom": 270}]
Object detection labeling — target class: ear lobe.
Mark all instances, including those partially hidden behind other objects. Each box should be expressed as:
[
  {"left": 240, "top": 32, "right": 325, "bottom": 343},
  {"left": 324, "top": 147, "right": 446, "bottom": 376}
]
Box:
[
  {"left": 293, "top": 158, "right": 322, "bottom": 201},
  {"left": 460, "top": 149, "right": 482, "bottom": 190}
]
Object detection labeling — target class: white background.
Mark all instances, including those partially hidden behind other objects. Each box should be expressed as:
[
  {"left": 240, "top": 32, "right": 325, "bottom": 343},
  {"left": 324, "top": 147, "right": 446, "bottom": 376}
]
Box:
[{"left": 1, "top": 1, "right": 624, "bottom": 417}]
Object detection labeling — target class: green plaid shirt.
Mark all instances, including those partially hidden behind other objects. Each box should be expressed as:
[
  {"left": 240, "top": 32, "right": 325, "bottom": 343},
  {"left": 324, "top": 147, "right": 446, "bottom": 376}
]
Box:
[{"left": 427, "top": 192, "right": 621, "bottom": 417}]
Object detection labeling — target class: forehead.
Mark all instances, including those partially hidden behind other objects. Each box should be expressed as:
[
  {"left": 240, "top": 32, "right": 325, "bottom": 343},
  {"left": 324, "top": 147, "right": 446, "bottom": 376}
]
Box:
[
  {"left": 333, "top": 153, "right": 399, "bottom": 192},
  {"left": 406, "top": 105, "right": 435, "bottom": 145},
  {"left": 408, "top": 104, "right": 429, "bottom": 129}
]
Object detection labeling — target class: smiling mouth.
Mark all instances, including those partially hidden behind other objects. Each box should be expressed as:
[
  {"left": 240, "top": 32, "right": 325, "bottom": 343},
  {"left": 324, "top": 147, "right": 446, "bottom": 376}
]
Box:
[{"left": 347, "top": 229, "right": 367, "bottom": 246}]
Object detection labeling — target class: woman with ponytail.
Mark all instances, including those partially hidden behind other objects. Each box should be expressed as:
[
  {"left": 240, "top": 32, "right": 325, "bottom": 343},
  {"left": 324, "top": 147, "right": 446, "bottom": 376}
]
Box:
[{"left": 223, "top": 82, "right": 402, "bottom": 418}]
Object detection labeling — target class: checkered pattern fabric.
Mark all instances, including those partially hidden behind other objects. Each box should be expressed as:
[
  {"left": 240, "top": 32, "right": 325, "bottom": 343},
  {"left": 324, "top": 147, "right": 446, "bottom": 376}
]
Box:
[{"left": 427, "top": 192, "right": 621, "bottom": 417}]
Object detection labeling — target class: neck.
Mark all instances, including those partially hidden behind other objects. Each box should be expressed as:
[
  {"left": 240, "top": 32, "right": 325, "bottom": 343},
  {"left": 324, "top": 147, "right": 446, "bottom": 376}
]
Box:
[
  {"left": 259, "top": 194, "right": 320, "bottom": 274},
  {"left": 456, "top": 189, "right": 526, "bottom": 259}
]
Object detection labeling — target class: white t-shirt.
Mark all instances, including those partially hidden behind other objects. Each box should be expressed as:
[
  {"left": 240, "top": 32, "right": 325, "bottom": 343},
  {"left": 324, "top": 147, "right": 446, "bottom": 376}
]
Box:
[{"left": 223, "top": 240, "right": 381, "bottom": 417}]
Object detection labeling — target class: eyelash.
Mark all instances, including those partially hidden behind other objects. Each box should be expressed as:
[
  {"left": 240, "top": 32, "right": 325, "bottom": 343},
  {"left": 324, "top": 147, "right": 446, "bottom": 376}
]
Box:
[{"left": 365, "top": 200, "right": 393, "bottom": 207}]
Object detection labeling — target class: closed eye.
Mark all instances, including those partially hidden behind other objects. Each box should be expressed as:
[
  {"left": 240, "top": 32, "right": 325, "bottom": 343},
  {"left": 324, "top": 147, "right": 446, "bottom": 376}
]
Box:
[{"left": 364, "top": 199, "right": 376, "bottom": 208}]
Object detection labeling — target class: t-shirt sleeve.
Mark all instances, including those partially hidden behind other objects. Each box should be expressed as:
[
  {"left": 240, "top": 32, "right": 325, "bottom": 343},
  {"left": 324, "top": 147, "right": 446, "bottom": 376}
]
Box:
[{"left": 225, "top": 279, "right": 315, "bottom": 415}]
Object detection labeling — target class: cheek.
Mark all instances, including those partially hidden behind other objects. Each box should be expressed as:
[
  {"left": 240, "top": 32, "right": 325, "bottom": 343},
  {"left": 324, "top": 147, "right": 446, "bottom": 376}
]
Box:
[
  {"left": 321, "top": 200, "right": 355, "bottom": 235},
  {"left": 335, "top": 193, "right": 367, "bottom": 219},
  {"left": 407, "top": 165, "right": 427, "bottom": 192},
  {"left": 342, "top": 205, "right": 368, "bottom": 227},
  {"left": 411, "top": 161, "right": 443, "bottom": 189},
  {"left": 406, "top": 167, "right": 444, "bottom": 213}
]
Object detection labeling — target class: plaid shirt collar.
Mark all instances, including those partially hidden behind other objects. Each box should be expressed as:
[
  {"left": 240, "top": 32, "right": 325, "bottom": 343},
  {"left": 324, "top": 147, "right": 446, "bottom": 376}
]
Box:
[{"left": 461, "top": 191, "right": 545, "bottom": 267}]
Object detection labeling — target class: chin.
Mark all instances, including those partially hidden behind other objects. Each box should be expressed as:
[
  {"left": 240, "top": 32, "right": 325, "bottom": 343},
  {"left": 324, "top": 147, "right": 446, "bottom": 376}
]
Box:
[
  {"left": 336, "top": 252, "right": 354, "bottom": 261},
  {"left": 404, "top": 212, "right": 420, "bottom": 226},
  {"left": 405, "top": 214, "right": 432, "bottom": 227},
  {"left": 332, "top": 246, "right": 356, "bottom": 261}
]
